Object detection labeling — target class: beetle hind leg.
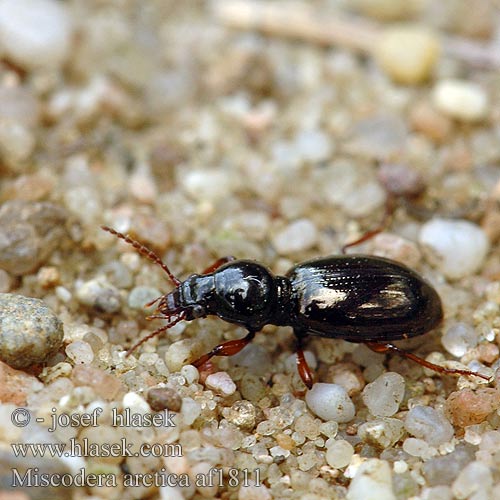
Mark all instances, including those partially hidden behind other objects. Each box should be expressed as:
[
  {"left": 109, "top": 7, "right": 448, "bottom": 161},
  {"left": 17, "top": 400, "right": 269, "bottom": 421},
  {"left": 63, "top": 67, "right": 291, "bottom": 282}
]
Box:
[{"left": 365, "top": 341, "right": 491, "bottom": 382}]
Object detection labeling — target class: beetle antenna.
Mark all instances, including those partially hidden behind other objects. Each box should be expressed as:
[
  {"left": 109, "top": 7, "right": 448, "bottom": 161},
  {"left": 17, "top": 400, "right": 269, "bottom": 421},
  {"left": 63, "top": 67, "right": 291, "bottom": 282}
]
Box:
[
  {"left": 126, "top": 313, "right": 185, "bottom": 356},
  {"left": 101, "top": 226, "right": 181, "bottom": 286}
]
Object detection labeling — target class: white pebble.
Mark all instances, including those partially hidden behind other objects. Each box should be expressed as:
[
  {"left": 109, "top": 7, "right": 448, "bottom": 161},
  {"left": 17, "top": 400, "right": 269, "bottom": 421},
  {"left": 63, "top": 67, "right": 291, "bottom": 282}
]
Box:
[
  {"left": 419, "top": 218, "right": 489, "bottom": 279},
  {"left": 402, "top": 437, "right": 432, "bottom": 458},
  {"left": 165, "top": 340, "right": 198, "bottom": 372},
  {"left": 341, "top": 181, "right": 386, "bottom": 218},
  {"left": 272, "top": 219, "right": 318, "bottom": 255},
  {"left": 362, "top": 372, "right": 405, "bottom": 417},
  {"left": 284, "top": 350, "right": 317, "bottom": 375},
  {"left": 295, "top": 128, "right": 334, "bottom": 163},
  {"left": 180, "top": 365, "right": 199, "bottom": 384},
  {"left": 0, "top": 0, "right": 72, "bottom": 69},
  {"left": 181, "top": 168, "right": 235, "bottom": 202},
  {"left": 76, "top": 277, "right": 121, "bottom": 313},
  {"left": 404, "top": 405, "right": 454, "bottom": 446},
  {"left": 375, "top": 26, "right": 440, "bottom": 85},
  {"left": 358, "top": 418, "right": 404, "bottom": 448},
  {"left": 452, "top": 461, "right": 492, "bottom": 499},
  {"left": 326, "top": 439, "right": 354, "bottom": 468},
  {"left": 65, "top": 341, "right": 94, "bottom": 365},
  {"left": 181, "top": 397, "right": 201, "bottom": 426},
  {"left": 238, "top": 481, "right": 272, "bottom": 500},
  {"left": 205, "top": 371, "right": 237, "bottom": 396},
  {"left": 433, "top": 79, "right": 488, "bottom": 122},
  {"left": 305, "top": 383, "right": 355, "bottom": 423},
  {"left": 55, "top": 286, "right": 72, "bottom": 303},
  {"left": 122, "top": 392, "right": 150, "bottom": 414},
  {"left": 442, "top": 322, "right": 478, "bottom": 357},
  {"left": 347, "top": 458, "right": 396, "bottom": 500},
  {"left": 0, "top": 121, "right": 35, "bottom": 165}
]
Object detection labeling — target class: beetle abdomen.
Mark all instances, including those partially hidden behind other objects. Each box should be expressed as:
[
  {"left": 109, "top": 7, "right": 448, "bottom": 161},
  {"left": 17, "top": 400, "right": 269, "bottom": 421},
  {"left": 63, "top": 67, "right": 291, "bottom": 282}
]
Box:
[{"left": 287, "top": 255, "right": 443, "bottom": 341}]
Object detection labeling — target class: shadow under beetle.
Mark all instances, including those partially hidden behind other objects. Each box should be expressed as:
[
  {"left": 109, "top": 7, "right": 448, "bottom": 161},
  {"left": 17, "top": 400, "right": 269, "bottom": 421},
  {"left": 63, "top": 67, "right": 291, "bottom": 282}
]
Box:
[{"left": 102, "top": 226, "right": 490, "bottom": 388}]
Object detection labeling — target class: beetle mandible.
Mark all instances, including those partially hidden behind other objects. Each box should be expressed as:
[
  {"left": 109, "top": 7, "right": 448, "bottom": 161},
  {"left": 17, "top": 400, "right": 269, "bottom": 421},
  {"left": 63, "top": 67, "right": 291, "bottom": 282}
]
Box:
[{"left": 101, "top": 226, "right": 489, "bottom": 388}]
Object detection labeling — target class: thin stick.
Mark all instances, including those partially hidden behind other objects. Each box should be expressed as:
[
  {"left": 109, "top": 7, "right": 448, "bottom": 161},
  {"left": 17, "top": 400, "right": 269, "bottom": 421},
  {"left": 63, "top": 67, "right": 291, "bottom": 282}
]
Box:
[{"left": 214, "top": 0, "right": 500, "bottom": 69}]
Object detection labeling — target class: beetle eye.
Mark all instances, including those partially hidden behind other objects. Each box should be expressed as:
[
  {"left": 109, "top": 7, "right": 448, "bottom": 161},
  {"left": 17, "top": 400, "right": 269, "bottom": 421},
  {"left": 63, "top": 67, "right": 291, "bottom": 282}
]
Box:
[{"left": 191, "top": 305, "right": 206, "bottom": 318}]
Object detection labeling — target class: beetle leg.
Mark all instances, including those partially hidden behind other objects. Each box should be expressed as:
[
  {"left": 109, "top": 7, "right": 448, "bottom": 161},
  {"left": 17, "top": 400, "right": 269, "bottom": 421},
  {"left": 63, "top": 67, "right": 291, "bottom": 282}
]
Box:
[
  {"left": 202, "top": 256, "right": 236, "bottom": 275},
  {"left": 192, "top": 330, "right": 256, "bottom": 368},
  {"left": 365, "top": 342, "right": 491, "bottom": 382},
  {"left": 341, "top": 196, "right": 395, "bottom": 254},
  {"left": 294, "top": 330, "right": 314, "bottom": 389}
]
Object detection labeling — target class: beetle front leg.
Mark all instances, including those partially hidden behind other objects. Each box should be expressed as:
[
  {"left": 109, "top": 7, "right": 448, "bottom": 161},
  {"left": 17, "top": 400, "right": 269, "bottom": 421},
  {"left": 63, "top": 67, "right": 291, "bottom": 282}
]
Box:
[
  {"left": 294, "top": 330, "right": 314, "bottom": 389},
  {"left": 365, "top": 341, "right": 491, "bottom": 382},
  {"left": 192, "top": 330, "right": 256, "bottom": 368}
]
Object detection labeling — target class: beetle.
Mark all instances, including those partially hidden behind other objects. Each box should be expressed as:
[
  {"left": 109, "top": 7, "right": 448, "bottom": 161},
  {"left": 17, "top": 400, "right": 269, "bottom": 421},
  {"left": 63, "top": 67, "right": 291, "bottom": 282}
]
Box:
[{"left": 101, "top": 226, "right": 489, "bottom": 388}]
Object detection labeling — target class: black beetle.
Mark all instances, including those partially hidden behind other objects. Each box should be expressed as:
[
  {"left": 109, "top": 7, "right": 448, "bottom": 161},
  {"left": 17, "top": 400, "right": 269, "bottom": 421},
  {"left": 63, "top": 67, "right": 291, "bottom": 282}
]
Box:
[{"left": 102, "top": 226, "right": 489, "bottom": 388}]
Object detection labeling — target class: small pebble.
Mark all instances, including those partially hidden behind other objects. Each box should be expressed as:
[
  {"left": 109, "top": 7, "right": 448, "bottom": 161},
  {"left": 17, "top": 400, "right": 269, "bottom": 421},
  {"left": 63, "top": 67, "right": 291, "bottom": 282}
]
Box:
[
  {"left": 36, "top": 266, "right": 60, "bottom": 288},
  {"left": 128, "top": 286, "right": 161, "bottom": 310},
  {"left": 421, "top": 485, "right": 453, "bottom": 500},
  {"left": 375, "top": 26, "right": 440, "bottom": 85},
  {"left": 223, "top": 400, "right": 257, "bottom": 430},
  {"left": 452, "top": 461, "right": 492, "bottom": 499},
  {"left": 123, "top": 391, "right": 150, "bottom": 414},
  {"left": 65, "top": 340, "right": 94, "bottom": 364},
  {"left": 341, "top": 181, "right": 386, "bottom": 218},
  {"left": 0, "top": 360, "right": 43, "bottom": 405},
  {"left": 325, "top": 362, "right": 364, "bottom": 396},
  {"left": 238, "top": 481, "right": 272, "bottom": 500},
  {"left": 305, "top": 383, "right": 355, "bottom": 423},
  {"left": 272, "top": 219, "right": 318, "bottom": 255},
  {"left": 0, "top": 86, "right": 40, "bottom": 127},
  {"left": 180, "top": 365, "right": 199, "bottom": 384},
  {"left": 404, "top": 405, "right": 453, "bottom": 446},
  {"left": 181, "top": 168, "right": 235, "bottom": 202},
  {"left": 409, "top": 101, "right": 452, "bottom": 143},
  {"left": 347, "top": 458, "right": 396, "bottom": 500},
  {"left": 433, "top": 79, "right": 488, "bottom": 122},
  {"left": 181, "top": 397, "right": 201, "bottom": 426},
  {"left": 418, "top": 218, "right": 490, "bottom": 279},
  {"left": 403, "top": 437, "right": 432, "bottom": 458},
  {"left": 0, "top": 293, "right": 64, "bottom": 368},
  {"left": 295, "top": 128, "right": 334, "bottom": 163},
  {"left": 165, "top": 340, "right": 200, "bottom": 373},
  {"left": 231, "top": 343, "right": 271, "bottom": 376},
  {"left": 358, "top": 418, "right": 404, "bottom": 449},
  {"left": 205, "top": 371, "right": 237, "bottom": 396},
  {"left": 369, "top": 233, "right": 421, "bottom": 269},
  {"left": 441, "top": 322, "right": 478, "bottom": 357},
  {"left": 0, "top": 269, "right": 12, "bottom": 293},
  {"left": 71, "top": 365, "right": 124, "bottom": 401},
  {"left": 0, "top": 121, "right": 35, "bottom": 165},
  {"left": 147, "top": 387, "right": 182, "bottom": 412},
  {"left": 377, "top": 163, "right": 425, "bottom": 199},
  {"left": 362, "top": 372, "right": 405, "bottom": 417},
  {"left": 445, "top": 388, "right": 500, "bottom": 428},
  {"left": 325, "top": 439, "right": 354, "bottom": 468},
  {"left": 0, "top": 200, "right": 67, "bottom": 275},
  {"left": 0, "top": 0, "right": 72, "bottom": 69},
  {"left": 76, "top": 277, "right": 121, "bottom": 313}
]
